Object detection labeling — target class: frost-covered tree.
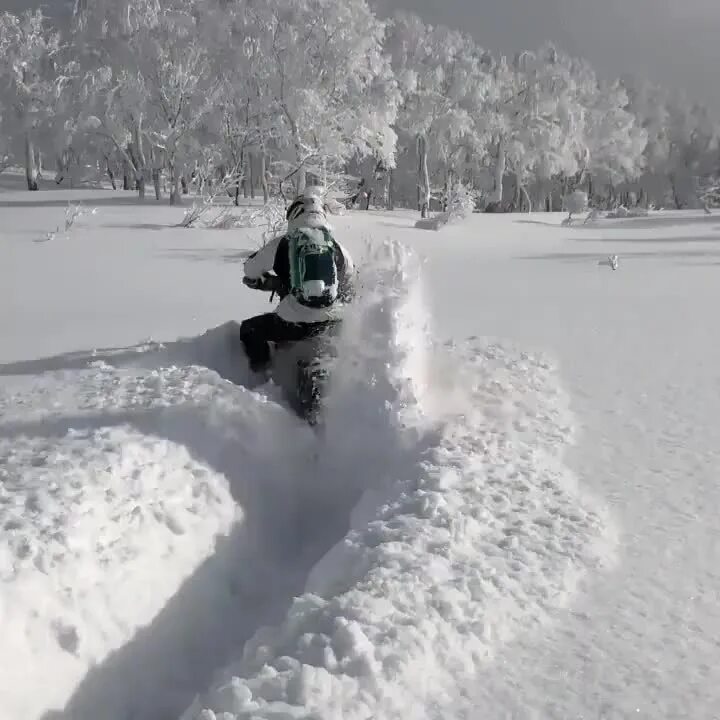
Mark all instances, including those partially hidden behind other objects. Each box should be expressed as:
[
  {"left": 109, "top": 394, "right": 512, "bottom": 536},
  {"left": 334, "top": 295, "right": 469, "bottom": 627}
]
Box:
[
  {"left": 492, "top": 47, "right": 587, "bottom": 211},
  {"left": 386, "top": 12, "right": 493, "bottom": 216},
  {"left": 139, "top": 5, "right": 219, "bottom": 204},
  {"left": 623, "top": 76, "right": 720, "bottom": 208},
  {"left": 578, "top": 76, "right": 647, "bottom": 201},
  {"left": 0, "top": 0, "right": 716, "bottom": 213},
  {"left": 0, "top": 11, "right": 63, "bottom": 189},
  {"left": 200, "top": 0, "right": 283, "bottom": 203},
  {"left": 241, "top": 0, "right": 400, "bottom": 196},
  {"left": 74, "top": 0, "right": 218, "bottom": 202}
]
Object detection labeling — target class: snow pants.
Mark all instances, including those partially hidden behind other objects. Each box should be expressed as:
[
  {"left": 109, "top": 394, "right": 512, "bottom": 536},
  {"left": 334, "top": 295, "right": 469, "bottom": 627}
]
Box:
[{"left": 239, "top": 312, "right": 337, "bottom": 372}]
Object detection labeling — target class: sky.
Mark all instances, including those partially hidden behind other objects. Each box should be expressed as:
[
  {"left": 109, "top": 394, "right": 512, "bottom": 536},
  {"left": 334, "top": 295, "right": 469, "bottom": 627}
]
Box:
[
  {"left": 374, "top": 0, "right": 720, "bottom": 111},
  {"left": 2, "top": 0, "right": 719, "bottom": 111}
]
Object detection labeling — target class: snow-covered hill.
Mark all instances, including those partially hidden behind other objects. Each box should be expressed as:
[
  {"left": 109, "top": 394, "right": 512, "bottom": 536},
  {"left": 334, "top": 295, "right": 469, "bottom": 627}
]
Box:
[{"left": 2, "top": 189, "right": 719, "bottom": 718}]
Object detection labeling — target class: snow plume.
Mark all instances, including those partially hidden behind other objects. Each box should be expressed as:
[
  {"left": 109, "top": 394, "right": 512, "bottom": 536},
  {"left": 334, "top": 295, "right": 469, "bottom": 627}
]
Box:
[
  {"left": 324, "top": 240, "right": 430, "bottom": 444},
  {"left": 181, "top": 242, "right": 616, "bottom": 720}
]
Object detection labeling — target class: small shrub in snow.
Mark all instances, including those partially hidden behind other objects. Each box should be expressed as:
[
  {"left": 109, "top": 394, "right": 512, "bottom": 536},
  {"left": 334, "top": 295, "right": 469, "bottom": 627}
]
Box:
[
  {"left": 179, "top": 200, "right": 238, "bottom": 229},
  {"left": 179, "top": 169, "right": 244, "bottom": 228},
  {"left": 179, "top": 201, "right": 210, "bottom": 228},
  {"left": 233, "top": 201, "right": 288, "bottom": 244},
  {"left": 415, "top": 182, "right": 475, "bottom": 231},
  {"left": 562, "top": 190, "right": 588, "bottom": 225},
  {"left": 65, "top": 202, "right": 97, "bottom": 231},
  {"left": 446, "top": 182, "right": 475, "bottom": 220},
  {"left": 598, "top": 254, "right": 619, "bottom": 270},
  {"left": 605, "top": 206, "right": 648, "bottom": 219},
  {"left": 699, "top": 183, "right": 719, "bottom": 211},
  {"left": 205, "top": 206, "right": 236, "bottom": 229}
]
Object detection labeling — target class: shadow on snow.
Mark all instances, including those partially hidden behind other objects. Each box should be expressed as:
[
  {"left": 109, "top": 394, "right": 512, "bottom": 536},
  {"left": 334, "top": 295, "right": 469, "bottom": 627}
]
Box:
[{"left": 0, "top": 322, "right": 253, "bottom": 387}]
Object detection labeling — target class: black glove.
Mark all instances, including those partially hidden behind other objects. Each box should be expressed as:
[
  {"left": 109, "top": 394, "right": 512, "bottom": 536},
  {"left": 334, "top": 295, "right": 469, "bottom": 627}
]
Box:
[
  {"left": 243, "top": 272, "right": 283, "bottom": 294},
  {"left": 242, "top": 275, "right": 265, "bottom": 290}
]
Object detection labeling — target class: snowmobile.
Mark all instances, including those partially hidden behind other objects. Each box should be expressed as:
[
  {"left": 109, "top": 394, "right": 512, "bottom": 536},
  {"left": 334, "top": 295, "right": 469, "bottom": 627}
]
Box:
[{"left": 246, "top": 274, "right": 341, "bottom": 426}]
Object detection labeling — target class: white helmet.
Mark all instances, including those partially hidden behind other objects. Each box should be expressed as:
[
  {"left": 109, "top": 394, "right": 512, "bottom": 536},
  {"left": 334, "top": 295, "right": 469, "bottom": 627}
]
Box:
[{"left": 286, "top": 191, "right": 331, "bottom": 231}]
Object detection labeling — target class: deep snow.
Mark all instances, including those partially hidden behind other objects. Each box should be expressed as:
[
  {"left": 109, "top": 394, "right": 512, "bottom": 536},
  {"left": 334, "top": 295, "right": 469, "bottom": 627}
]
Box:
[{"left": 1, "top": 186, "right": 719, "bottom": 719}]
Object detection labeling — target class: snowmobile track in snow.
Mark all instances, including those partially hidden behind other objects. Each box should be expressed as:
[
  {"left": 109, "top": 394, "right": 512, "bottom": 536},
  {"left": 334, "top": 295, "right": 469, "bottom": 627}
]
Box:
[{"left": 0, "top": 242, "right": 615, "bottom": 720}]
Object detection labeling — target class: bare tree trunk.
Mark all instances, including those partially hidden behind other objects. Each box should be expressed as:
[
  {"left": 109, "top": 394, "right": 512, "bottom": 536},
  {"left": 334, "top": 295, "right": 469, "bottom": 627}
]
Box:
[
  {"left": 520, "top": 184, "right": 532, "bottom": 212},
  {"left": 24, "top": 133, "right": 38, "bottom": 191},
  {"left": 123, "top": 156, "right": 131, "bottom": 190},
  {"left": 168, "top": 158, "right": 182, "bottom": 205},
  {"left": 34, "top": 148, "right": 43, "bottom": 183},
  {"left": 136, "top": 173, "right": 146, "bottom": 199},
  {"left": 249, "top": 151, "right": 256, "bottom": 199},
  {"left": 133, "top": 121, "right": 146, "bottom": 200},
  {"left": 491, "top": 138, "right": 506, "bottom": 205},
  {"left": 511, "top": 175, "right": 520, "bottom": 212},
  {"left": 105, "top": 155, "right": 117, "bottom": 190},
  {"left": 669, "top": 174, "right": 682, "bottom": 209},
  {"left": 55, "top": 151, "right": 67, "bottom": 185},
  {"left": 295, "top": 164, "right": 306, "bottom": 196},
  {"left": 260, "top": 152, "right": 269, "bottom": 204},
  {"left": 153, "top": 169, "right": 162, "bottom": 200},
  {"left": 241, "top": 148, "right": 249, "bottom": 198},
  {"left": 417, "top": 134, "right": 430, "bottom": 218},
  {"left": 365, "top": 187, "right": 373, "bottom": 210},
  {"left": 387, "top": 168, "right": 394, "bottom": 210}
]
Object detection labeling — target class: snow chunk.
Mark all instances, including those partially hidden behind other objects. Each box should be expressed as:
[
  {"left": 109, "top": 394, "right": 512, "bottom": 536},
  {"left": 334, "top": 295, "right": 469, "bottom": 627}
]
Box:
[{"left": 0, "top": 422, "right": 238, "bottom": 719}]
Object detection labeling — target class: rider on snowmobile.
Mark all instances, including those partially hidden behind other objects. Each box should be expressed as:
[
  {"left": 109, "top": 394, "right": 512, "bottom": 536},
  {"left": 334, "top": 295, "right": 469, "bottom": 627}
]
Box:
[{"left": 240, "top": 189, "right": 355, "bottom": 373}]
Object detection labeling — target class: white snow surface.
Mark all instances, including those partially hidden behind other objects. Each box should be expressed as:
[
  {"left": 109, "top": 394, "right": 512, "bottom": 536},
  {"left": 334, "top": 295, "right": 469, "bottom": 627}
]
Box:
[
  {"left": 1, "top": 188, "right": 719, "bottom": 719},
  {"left": 179, "top": 242, "right": 611, "bottom": 720}
]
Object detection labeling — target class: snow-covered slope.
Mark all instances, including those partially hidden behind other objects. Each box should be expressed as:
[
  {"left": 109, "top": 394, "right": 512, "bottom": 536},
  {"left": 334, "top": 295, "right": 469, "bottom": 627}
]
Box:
[{"left": 2, "top": 189, "right": 720, "bottom": 719}]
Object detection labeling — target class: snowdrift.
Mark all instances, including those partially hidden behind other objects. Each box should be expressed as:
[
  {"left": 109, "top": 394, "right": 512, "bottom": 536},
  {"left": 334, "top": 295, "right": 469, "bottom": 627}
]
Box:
[{"left": 0, "top": 350, "right": 318, "bottom": 719}]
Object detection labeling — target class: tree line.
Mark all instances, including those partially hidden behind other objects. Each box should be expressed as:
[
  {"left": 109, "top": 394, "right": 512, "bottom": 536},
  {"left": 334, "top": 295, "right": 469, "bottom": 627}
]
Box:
[{"left": 1, "top": 0, "right": 717, "bottom": 214}]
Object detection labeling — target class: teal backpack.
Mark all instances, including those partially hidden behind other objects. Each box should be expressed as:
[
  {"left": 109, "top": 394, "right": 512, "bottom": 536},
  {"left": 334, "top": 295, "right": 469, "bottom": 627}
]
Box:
[{"left": 287, "top": 227, "right": 340, "bottom": 308}]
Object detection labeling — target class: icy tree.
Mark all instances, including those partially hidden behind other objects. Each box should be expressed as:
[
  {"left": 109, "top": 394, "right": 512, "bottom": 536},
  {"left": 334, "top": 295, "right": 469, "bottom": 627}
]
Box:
[
  {"left": 0, "top": 11, "right": 63, "bottom": 190},
  {"left": 140, "top": 6, "right": 220, "bottom": 204},
  {"left": 500, "top": 47, "right": 589, "bottom": 211},
  {"left": 1, "top": 0, "right": 718, "bottom": 216},
  {"left": 477, "top": 46, "right": 584, "bottom": 211},
  {"left": 386, "top": 12, "right": 492, "bottom": 216},
  {"left": 241, "top": 0, "right": 400, "bottom": 197},
  {"left": 622, "top": 77, "right": 720, "bottom": 208},
  {"left": 73, "top": 0, "right": 219, "bottom": 202},
  {"left": 201, "top": 1, "right": 282, "bottom": 204},
  {"left": 574, "top": 72, "right": 647, "bottom": 202},
  {"left": 664, "top": 101, "right": 720, "bottom": 208}
]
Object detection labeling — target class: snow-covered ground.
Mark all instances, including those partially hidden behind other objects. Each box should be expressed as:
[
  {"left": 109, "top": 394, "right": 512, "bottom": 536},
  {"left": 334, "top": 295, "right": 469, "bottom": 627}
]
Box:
[{"left": 2, "top": 187, "right": 719, "bottom": 719}]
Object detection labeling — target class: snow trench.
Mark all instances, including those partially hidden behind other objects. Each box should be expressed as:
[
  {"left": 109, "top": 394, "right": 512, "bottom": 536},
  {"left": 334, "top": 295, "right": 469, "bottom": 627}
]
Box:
[
  {"left": 179, "top": 241, "right": 617, "bottom": 720},
  {"left": 0, "top": 240, "right": 615, "bottom": 720},
  {"left": 0, "top": 334, "right": 318, "bottom": 719}
]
